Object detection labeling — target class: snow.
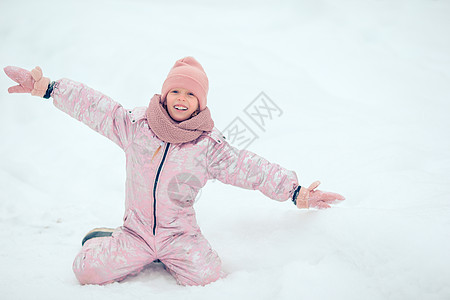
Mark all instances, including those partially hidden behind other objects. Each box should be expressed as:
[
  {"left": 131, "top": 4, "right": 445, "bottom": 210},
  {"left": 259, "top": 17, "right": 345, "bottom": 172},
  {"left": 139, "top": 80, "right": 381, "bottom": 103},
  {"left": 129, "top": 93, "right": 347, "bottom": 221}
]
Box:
[{"left": 1, "top": 0, "right": 449, "bottom": 299}]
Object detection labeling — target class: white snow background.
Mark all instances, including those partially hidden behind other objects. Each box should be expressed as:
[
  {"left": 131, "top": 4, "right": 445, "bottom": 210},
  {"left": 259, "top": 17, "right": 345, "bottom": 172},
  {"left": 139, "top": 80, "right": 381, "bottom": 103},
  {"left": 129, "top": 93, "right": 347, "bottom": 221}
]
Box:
[{"left": 0, "top": 0, "right": 449, "bottom": 299}]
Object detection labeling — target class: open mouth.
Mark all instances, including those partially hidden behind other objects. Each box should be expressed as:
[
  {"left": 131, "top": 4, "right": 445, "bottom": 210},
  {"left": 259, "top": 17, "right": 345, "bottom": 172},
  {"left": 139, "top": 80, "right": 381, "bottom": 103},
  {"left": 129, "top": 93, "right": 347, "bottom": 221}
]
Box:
[{"left": 174, "top": 105, "right": 188, "bottom": 111}]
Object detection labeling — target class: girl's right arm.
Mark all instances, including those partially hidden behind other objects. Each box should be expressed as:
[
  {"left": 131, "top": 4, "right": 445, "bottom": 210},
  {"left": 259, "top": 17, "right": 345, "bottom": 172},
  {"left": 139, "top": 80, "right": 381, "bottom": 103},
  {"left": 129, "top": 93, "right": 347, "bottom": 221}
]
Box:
[
  {"left": 51, "top": 78, "right": 134, "bottom": 150},
  {"left": 4, "top": 66, "right": 135, "bottom": 150}
]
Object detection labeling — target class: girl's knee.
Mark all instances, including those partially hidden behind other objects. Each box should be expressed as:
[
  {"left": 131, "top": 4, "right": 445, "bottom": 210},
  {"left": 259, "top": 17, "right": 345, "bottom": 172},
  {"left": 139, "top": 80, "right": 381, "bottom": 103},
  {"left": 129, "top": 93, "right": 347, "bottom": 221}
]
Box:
[
  {"left": 72, "top": 246, "right": 121, "bottom": 285},
  {"left": 73, "top": 251, "right": 106, "bottom": 285},
  {"left": 72, "top": 236, "right": 151, "bottom": 285},
  {"left": 196, "top": 268, "right": 222, "bottom": 286},
  {"left": 177, "top": 268, "right": 222, "bottom": 286},
  {"left": 171, "top": 254, "right": 223, "bottom": 286}
]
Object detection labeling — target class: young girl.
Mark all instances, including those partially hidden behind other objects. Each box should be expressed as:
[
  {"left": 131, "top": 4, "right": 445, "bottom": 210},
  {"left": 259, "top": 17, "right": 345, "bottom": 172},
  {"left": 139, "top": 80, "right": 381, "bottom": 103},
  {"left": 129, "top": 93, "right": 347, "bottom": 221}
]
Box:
[{"left": 4, "top": 57, "right": 344, "bottom": 286}]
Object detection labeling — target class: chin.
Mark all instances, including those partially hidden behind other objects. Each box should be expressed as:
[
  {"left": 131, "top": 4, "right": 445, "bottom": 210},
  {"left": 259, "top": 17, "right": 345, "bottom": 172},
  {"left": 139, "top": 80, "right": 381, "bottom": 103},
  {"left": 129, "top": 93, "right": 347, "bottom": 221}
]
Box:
[
  {"left": 167, "top": 107, "right": 195, "bottom": 122},
  {"left": 169, "top": 113, "right": 188, "bottom": 122}
]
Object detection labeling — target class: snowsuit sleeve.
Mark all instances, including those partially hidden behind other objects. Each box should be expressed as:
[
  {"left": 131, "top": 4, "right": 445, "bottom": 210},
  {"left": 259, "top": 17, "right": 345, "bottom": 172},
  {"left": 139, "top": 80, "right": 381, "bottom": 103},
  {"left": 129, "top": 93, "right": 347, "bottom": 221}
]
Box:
[
  {"left": 206, "top": 135, "right": 299, "bottom": 202},
  {"left": 51, "top": 78, "right": 133, "bottom": 150}
]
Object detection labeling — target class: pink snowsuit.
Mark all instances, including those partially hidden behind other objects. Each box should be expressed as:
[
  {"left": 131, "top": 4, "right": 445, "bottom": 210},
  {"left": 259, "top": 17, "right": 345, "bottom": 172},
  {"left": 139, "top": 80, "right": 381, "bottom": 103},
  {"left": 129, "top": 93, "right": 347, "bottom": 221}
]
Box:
[{"left": 52, "top": 78, "right": 299, "bottom": 286}]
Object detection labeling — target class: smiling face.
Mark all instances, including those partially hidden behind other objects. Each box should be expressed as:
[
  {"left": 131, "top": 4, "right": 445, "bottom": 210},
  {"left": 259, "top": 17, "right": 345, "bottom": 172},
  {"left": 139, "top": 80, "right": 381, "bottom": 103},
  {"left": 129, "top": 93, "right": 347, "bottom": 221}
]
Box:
[{"left": 165, "top": 88, "right": 200, "bottom": 122}]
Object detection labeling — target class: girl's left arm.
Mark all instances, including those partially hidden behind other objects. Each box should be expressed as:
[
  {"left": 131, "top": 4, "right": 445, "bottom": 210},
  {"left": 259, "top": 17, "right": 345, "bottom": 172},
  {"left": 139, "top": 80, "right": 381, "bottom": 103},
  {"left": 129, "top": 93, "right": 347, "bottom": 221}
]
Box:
[
  {"left": 205, "top": 131, "right": 345, "bottom": 208},
  {"left": 206, "top": 136, "right": 299, "bottom": 202}
]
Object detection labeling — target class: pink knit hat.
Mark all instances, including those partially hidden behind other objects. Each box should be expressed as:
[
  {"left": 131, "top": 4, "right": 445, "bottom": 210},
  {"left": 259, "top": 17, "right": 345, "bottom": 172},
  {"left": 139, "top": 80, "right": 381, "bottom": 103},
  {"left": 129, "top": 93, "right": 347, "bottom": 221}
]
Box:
[{"left": 161, "top": 56, "right": 209, "bottom": 111}]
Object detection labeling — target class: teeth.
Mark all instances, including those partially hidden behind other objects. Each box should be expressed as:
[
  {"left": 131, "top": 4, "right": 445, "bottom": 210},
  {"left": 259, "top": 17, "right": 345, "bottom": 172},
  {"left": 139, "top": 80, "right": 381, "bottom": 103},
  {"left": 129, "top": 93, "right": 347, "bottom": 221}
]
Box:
[{"left": 175, "top": 105, "right": 188, "bottom": 110}]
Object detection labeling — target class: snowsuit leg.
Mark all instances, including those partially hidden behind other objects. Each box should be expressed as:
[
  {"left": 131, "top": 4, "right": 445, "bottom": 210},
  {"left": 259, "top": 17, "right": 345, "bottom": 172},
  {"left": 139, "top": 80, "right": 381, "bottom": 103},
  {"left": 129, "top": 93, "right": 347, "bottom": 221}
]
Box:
[
  {"left": 72, "top": 227, "right": 156, "bottom": 285},
  {"left": 157, "top": 232, "right": 223, "bottom": 286}
]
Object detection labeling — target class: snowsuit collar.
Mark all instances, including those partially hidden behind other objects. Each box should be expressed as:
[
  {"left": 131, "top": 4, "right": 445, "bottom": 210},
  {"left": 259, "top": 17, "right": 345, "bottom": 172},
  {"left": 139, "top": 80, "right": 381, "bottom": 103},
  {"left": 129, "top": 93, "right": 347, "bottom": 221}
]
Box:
[{"left": 146, "top": 94, "right": 214, "bottom": 144}]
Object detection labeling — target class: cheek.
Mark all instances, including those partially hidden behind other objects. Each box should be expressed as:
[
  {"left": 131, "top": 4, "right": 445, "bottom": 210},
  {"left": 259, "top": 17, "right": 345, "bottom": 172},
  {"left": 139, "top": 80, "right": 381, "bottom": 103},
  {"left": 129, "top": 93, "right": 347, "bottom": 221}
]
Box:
[
  {"left": 165, "top": 95, "right": 174, "bottom": 105},
  {"left": 190, "top": 99, "right": 199, "bottom": 110}
]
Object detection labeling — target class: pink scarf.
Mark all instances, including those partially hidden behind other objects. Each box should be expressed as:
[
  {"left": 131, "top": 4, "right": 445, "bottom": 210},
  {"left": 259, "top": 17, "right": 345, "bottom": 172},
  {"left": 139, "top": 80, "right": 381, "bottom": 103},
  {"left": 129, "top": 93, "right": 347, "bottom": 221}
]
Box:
[{"left": 146, "top": 94, "right": 215, "bottom": 144}]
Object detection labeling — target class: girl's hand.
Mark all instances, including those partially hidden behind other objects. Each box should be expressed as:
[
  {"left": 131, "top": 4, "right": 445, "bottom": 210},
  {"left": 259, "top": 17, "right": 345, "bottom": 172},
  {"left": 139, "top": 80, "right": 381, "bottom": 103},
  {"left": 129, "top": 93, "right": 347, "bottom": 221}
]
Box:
[
  {"left": 296, "top": 181, "right": 345, "bottom": 209},
  {"left": 4, "top": 66, "right": 50, "bottom": 97}
]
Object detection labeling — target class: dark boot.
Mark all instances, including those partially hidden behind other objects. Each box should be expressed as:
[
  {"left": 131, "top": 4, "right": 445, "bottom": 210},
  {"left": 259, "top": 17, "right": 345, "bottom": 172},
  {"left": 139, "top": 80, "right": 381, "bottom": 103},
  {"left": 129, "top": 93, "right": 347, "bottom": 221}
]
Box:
[{"left": 81, "top": 228, "right": 115, "bottom": 246}]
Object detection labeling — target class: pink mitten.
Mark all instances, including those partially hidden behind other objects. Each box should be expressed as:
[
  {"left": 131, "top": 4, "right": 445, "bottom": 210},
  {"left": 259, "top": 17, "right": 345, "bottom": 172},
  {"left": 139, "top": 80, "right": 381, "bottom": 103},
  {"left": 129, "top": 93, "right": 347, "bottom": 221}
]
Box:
[
  {"left": 4, "top": 66, "right": 50, "bottom": 97},
  {"left": 296, "top": 181, "right": 345, "bottom": 209},
  {"left": 308, "top": 188, "right": 345, "bottom": 209}
]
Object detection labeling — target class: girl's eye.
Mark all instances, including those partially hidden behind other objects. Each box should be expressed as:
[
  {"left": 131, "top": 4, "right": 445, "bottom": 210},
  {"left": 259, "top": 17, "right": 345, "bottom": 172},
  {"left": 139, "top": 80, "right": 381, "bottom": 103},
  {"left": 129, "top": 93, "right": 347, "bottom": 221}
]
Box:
[
  {"left": 171, "top": 90, "right": 178, "bottom": 94},
  {"left": 188, "top": 93, "right": 194, "bottom": 96}
]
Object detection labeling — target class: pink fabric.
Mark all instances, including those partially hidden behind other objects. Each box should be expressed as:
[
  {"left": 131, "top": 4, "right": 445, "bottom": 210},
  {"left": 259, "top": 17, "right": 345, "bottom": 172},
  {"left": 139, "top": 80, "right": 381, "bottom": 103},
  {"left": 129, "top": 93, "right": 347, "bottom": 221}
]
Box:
[
  {"left": 74, "top": 226, "right": 223, "bottom": 286},
  {"left": 146, "top": 94, "right": 214, "bottom": 144},
  {"left": 296, "top": 181, "right": 345, "bottom": 209},
  {"left": 308, "top": 189, "right": 345, "bottom": 209},
  {"left": 4, "top": 66, "right": 50, "bottom": 97},
  {"left": 295, "top": 181, "right": 320, "bottom": 209},
  {"left": 30, "top": 66, "right": 50, "bottom": 97},
  {"left": 161, "top": 57, "right": 209, "bottom": 111},
  {"left": 51, "top": 78, "right": 299, "bottom": 286}
]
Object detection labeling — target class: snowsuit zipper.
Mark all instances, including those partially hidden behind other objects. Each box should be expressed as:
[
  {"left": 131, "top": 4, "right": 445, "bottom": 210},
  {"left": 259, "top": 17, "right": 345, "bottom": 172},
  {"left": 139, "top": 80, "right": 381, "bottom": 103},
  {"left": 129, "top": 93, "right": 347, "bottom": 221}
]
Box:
[{"left": 153, "top": 142, "right": 170, "bottom": 235}]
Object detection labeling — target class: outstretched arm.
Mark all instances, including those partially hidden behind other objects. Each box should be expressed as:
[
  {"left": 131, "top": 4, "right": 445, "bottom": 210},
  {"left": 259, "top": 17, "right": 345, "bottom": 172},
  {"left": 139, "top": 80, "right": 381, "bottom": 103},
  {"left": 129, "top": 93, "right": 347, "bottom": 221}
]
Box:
[
  {"left": 206, "top": 136, "right": 299, "bottom": 201},
  {"left": 4, "top": 66, "right": 135, "bottom": 150},
  {"left": 292, "top": 181, "right": 345, "bottom": 209},
  {"left": 206, "top": 132, "right": 345, "bottom": 209}
]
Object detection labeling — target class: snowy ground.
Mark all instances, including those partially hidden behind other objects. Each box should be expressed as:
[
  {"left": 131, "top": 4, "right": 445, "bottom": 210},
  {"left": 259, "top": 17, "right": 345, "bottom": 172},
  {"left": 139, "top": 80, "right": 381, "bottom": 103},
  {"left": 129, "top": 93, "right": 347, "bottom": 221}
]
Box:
[{"left": 1, "top": 0, "right": 449, "bottom": 299}]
